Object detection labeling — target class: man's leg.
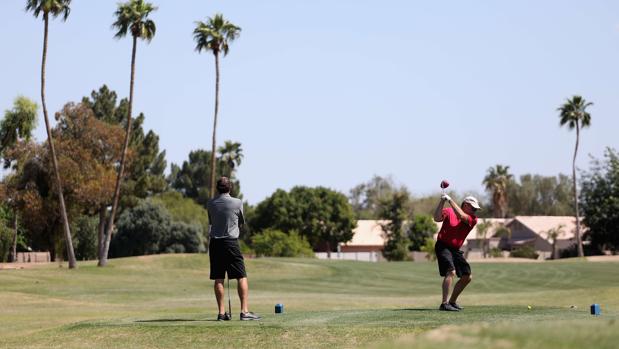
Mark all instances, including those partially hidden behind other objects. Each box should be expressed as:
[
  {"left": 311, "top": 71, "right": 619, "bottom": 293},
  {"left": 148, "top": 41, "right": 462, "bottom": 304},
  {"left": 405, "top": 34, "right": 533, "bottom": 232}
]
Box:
[
  {"left": 237, "top": 277, "right": 249, "bottom": 313},
  {"left": 442, "top": 270, "right": 456, "bottom": 304},
  {"left": 214, "top": 279, "right": 226, "bottom": 315},
  {"left": 449, "top": 274, "right": 472, "bottom": 304}
]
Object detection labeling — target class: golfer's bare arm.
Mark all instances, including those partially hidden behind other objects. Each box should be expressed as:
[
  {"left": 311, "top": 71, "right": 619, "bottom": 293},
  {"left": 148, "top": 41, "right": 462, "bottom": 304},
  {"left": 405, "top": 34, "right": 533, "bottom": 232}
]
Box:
[
  {"left": 434, "top": 199, "right": 446, "bottom": 222},
  {"left": 446, "top": 199, "right": 472, "bottom": 226}
]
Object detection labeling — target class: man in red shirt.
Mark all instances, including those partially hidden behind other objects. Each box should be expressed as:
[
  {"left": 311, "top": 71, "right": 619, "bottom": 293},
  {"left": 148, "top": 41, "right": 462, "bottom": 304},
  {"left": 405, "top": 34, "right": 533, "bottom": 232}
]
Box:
[{"left": 433, "top": 194, "right": 480, "bottom": 311}]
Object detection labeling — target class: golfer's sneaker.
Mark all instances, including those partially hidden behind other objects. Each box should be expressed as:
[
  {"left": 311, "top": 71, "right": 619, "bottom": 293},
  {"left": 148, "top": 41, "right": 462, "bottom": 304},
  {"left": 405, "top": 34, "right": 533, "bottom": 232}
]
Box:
[
  {"left": 439, "top": 303, "right": 459, "bottom": 312},
  {"left": 240, "top": 311, "right": 262, "bottom": 321},
  {"left": 449, "top": 302, "right": 463, "bottom": 310},
  {"left": 217, "top": 313, "right": 231, "bottom": 321}
]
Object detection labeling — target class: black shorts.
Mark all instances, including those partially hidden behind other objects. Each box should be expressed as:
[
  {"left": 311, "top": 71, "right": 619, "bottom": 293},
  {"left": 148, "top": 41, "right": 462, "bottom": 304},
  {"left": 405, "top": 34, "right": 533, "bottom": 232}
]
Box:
[
  {"left": 209, "top": 238, "right": 247, "bottom": 280},
  {"left": 435, "top": 240, "right": 471, "bottom": 277}
]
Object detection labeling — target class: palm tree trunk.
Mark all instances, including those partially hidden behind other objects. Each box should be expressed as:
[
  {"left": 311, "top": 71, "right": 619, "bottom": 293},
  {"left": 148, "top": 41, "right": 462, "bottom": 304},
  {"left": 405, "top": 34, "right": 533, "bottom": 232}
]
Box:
[
  {"left": 99, "top": 35, "right": 138, "bottom": 267},
  {"left": 210, "top": 52, "right": 220, "bottom": 199},
  {"left": 10, "top": 213, "right": 18, "bottom": 263},
  {"left": 41, "top": 15, "right": 77, "bottom": 269},
  {"left": 97, "top": 205, "right": 106, "bottom": 261},
  {"left": 572, "top": 124, "right": 584, "bottom": 257}
]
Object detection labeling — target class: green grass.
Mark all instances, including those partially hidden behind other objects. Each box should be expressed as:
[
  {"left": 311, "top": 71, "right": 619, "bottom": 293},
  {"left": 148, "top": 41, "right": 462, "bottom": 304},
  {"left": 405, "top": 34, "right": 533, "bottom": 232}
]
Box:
[{"left": 0, "top": 255, "right": 618, "bottom": 348}]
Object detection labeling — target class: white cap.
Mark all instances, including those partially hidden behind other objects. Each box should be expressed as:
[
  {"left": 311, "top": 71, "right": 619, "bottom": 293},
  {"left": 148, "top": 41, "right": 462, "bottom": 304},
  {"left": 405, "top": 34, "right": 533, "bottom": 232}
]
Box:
[{"left": 463, "top": 196, "right": 481, "bottom": 209}]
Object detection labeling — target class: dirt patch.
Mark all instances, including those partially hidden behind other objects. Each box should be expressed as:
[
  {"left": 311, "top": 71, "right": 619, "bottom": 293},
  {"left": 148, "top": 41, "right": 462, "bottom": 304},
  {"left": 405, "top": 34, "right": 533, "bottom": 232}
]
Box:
[
  {"left": 468, "top": 257, "right": 542, "bottom": 263},
  {"left": 0, "top": 262, "right": 54, "bottom": 270},
  {"left": 586, "top": 255, "right": 619, "bottom": 262}
]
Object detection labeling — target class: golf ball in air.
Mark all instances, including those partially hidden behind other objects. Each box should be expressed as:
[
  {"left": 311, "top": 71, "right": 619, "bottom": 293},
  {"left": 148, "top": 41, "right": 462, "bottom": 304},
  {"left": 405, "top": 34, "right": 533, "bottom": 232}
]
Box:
[{"left": 527, "top": 305, "right": 532, "bottom": 310}]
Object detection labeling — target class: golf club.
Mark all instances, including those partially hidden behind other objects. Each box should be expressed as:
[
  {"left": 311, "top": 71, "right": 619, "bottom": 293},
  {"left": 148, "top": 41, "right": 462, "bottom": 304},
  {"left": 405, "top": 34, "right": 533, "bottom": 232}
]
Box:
[
  {"left": 227, "top": 274, "right": 232, "bottom": 317},
  {"left": 440, "top": 179, "right": 449, "bottom": 195}
]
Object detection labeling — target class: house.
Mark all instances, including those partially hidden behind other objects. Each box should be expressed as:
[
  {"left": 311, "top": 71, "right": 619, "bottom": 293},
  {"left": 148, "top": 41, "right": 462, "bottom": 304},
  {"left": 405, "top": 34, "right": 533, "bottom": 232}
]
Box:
[
  {"left": 506, "top": 216, "right": 582, "bottom": 258},
  {"left": 332, "top": 216, "right": 583, "bottom": 261},
  {"left": 339, "top": 220, "right": 388, "bottom": 253}
]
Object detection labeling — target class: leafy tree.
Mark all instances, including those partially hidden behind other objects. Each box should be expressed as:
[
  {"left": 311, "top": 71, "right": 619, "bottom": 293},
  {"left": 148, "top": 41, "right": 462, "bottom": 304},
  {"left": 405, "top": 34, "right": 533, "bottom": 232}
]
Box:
[
  {"left": 168, "top": 148, "right": 242, "bottom": 206},
  {"left": 580, "top": 148, "right": 619, "bottom": 252},
  {"left": 506, "top": 174, "right": 573, "bottom": 216},
  {"left": 72, "top": 215, "right": 98, "bottom": 261},
  {"left": 82, "top": 85, "right": 168, "bottom": 209},
  {"left": 1, "top": 102, "right": 126, "bottom": 261},
  {"left": 1, "top": 96, "right": 38, "bottom": 261},
  {"left": 407, "top": 214, "right": 437, "bottom": 251},
  {"left": 101, "top": 1, "right": 158, "bottom": 267},
  {"left": 558, "top": 95, "right": 592, "bottom": 257},
  {"left": 483, "top": 165, "right": 512, "bottom": 218},
  {"left": 251, "top": 229, "right": 314, "bottom": 257},
  {"left": 250, "top": 187, "right": 356, "bottom": 254},
  {"left": 379, "top": 191, "right": 411, "bottom": 261},
  {"left": 349, "top": 175, "right": 400, "bottom": 219},
  {"left": 193, "top": 14, "right": 241, "bottom": 199},
  {"left": 26, "top": 0, "right": 77, "bottom": 268}
]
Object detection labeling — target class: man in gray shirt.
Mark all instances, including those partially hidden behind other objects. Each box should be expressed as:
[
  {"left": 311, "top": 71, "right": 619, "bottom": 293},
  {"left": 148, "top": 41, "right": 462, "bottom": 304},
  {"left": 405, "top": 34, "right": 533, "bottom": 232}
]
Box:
[{"left": 207, "top": 177, "right": 260, "bottom": 321}]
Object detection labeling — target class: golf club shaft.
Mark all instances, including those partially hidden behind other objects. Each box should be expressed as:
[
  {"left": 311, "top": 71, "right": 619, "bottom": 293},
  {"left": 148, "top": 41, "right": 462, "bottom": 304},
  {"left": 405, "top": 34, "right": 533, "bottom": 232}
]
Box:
[{"left": 227, "top": 275, "right": 231, "bottom": 316}]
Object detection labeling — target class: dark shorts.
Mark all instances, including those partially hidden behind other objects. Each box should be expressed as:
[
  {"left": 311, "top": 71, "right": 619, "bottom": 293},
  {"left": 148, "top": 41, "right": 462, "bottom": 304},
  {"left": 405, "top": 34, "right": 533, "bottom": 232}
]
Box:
[
  {"left": 209, "top": 238, "right": 247, "bottom": 280},
  {"left": 435, "top": 240, "right": 471, "bottom": 277}
]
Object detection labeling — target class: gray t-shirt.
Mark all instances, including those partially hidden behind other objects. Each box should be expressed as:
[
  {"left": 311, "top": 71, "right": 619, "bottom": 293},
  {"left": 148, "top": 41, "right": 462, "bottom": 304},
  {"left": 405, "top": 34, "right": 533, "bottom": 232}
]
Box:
[{"left": 207, "top": 193, "right": 244, "bottom": 239}]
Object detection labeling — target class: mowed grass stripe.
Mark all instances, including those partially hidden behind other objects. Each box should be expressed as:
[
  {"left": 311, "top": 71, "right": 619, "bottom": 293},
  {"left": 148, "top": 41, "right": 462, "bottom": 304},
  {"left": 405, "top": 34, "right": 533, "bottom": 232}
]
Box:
[{"left": 0, "top": 255, "right": 618, "bottom": 348}]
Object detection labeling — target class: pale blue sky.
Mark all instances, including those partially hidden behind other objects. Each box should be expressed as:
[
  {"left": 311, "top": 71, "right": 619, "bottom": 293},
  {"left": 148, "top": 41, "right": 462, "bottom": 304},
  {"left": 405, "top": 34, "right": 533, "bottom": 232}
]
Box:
[{"left": 2, "top": 1, "right": 619, "bottom": 204}]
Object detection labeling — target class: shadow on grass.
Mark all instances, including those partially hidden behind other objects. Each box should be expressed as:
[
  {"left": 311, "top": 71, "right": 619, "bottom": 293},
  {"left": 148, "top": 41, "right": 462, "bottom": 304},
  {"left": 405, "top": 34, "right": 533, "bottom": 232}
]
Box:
[
  {"left": 393, "top": 308, "right": 437, "bottom": 312},
  {"left": 134, "top": 319, "right": 218, "bottom": 323}
]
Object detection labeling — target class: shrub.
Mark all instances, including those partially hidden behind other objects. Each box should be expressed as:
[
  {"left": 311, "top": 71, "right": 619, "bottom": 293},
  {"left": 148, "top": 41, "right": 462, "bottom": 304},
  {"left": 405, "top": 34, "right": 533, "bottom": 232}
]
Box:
[
  {"left": 111, "top": 200, "right": 207, "bottom": 257},
  {"left": 162, "top": 222, "right": 204, "bottom": 254},
  {"left": 489, "top": 247, "right": 503, "bottom": 258},
  {"left": 510, "top": 245, "right": 539, "bottom": 259},
  {"left": 251, "top": 229, "right": 314, "bottom": 257},
  {"left": 420, "top": 237, "right": 436, "bottom": 261}
]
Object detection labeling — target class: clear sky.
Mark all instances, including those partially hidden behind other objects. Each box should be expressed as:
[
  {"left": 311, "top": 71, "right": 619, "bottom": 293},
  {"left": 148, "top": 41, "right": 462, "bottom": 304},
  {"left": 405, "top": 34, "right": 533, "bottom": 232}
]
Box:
[{"left": 1, "top": 1, "right": 619, "bottom": 204}]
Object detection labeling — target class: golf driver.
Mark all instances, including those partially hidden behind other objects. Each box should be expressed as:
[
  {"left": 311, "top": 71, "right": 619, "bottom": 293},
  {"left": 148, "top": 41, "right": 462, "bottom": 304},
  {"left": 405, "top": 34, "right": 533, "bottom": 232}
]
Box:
[
  {"left": 227, "top": 274, "right": 232, "bottom": 317},
  {"left": 440, "top": 179, "right": 450, "bottom": 195}
]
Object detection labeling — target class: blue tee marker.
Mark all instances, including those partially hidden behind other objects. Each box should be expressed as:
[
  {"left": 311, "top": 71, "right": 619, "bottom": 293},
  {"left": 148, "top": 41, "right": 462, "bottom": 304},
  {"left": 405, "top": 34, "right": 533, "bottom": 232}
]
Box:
[
  {"left": 590, "top": 304, "right": 601, "bottom": 316},
  {"left": 275, "top": 303, "right": 284, "bottom": 314}
]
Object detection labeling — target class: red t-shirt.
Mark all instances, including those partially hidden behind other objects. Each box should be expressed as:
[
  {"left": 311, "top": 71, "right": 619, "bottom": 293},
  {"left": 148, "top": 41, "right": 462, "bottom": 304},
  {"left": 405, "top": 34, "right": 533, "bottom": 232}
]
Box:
[{"left": 437, "top": 207, "right": 477, "bottom": 249}]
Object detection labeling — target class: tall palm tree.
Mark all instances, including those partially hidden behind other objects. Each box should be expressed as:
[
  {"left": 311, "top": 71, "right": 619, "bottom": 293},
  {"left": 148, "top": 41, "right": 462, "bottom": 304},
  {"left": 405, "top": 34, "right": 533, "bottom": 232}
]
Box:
[
  {"left": 558, "top": 95, "right": 592, "bottom": 258},
  {"left": 483, "top": 164, "right": 513, "bottom": 218},
  {"left": 99, "top": 0, "right": 157, "bottom": 267},
  {"left": 25, "top": 0, "right": 77, "bottom": 268},
  {"left": 1, "top": 97, "right": 38, "bottom": 263},
  {"left": 218, "top": 140, "right": 243, "bottom": 177},
  {"left": 193, "top": 14, "right": 241, "bottom": 198}
]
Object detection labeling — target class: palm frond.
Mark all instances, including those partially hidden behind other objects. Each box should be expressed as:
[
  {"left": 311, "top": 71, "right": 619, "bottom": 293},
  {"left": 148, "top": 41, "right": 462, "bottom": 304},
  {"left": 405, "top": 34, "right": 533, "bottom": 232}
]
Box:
[{"left": 26, "top": 0, "right": 71, "bottom": 21}]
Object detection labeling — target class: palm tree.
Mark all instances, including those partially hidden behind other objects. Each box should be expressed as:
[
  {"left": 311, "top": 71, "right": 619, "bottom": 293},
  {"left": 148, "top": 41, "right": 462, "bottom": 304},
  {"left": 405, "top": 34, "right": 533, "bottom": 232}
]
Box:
[
  {"left": 475, "top": 219, "right": 494, "bottom": 258},
  {"left": 218, "top": 140, "right": 243, "bottom": 177},
  {"left": 193, "top": 14, "right": 241, "bottom": 198},
  {"left": 25, "top": 0, "right": 77, "bottom": 268},
  {"left": 546, "top": 224, "right": 565, "bottom": 260},
  {"left": 483, "top": 165, "right": 513, "bottom": 218},
  {"left": 558, "top": 95, "right": 592, "bottom": 258},
  {"left": 1, "top": 96, "right": 38, "bottom": 263},
  {"left": 99, "top": 0, "right": 157, "bottom": 267}
]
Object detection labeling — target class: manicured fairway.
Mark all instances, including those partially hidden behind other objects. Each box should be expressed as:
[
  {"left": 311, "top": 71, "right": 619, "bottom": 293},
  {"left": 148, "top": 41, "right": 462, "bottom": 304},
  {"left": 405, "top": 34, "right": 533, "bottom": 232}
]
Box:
[{"left": 0, "top": 255, "right": 617, "bottom": 348}]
